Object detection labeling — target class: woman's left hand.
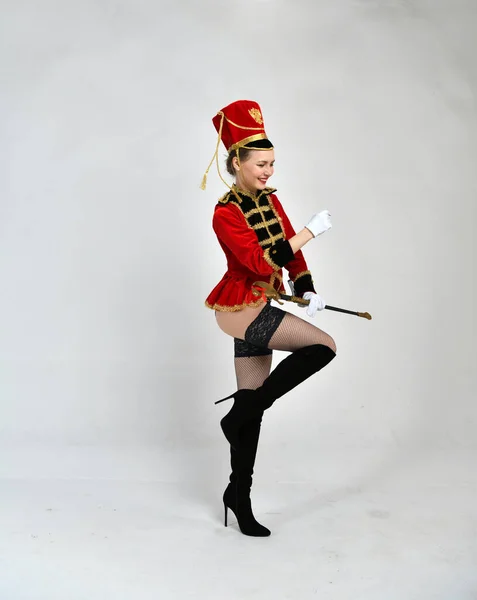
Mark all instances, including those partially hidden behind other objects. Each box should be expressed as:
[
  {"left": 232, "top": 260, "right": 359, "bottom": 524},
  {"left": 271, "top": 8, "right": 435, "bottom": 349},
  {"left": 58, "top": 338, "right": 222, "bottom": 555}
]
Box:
[{"left": 302, "top": 291, "right": 326, "bottom": 317}]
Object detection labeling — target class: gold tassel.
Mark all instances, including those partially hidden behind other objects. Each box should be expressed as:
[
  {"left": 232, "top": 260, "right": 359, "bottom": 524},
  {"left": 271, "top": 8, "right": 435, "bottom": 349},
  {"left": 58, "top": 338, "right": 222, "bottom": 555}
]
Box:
[
  {"left": 200, "top": 111, "right": 225, "bottom": 191},
  {"left": 200, "top": 110, "right": 243, "bottom": 204}
]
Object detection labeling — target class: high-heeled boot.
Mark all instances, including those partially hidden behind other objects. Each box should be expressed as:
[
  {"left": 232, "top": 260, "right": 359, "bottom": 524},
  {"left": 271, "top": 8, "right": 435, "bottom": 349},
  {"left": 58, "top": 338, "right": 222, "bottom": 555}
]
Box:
[
  {"left": 222, "top": 413, "right": 271, "bottom": 537},
  {"left": 216, "top": 343, "right": 336, "bottom": 447}
]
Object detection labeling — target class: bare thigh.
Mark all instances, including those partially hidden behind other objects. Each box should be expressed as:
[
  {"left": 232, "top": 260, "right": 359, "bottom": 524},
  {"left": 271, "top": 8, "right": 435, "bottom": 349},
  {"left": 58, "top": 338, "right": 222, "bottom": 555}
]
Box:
[{"left": 215, "top": 302, "right": 268, "bottom": 340}]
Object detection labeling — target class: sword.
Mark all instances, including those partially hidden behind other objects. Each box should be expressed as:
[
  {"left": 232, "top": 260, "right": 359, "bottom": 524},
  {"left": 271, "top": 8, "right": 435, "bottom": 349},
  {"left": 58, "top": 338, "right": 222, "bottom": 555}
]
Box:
[{"left": 251, "top": 281, "right": 372, "bottom": 320}]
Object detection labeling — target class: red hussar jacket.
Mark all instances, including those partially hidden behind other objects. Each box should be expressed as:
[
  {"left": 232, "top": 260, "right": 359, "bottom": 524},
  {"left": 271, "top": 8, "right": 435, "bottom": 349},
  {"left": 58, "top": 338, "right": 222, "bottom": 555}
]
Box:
[{"left": 205, "top": 185, "right": 316, "bottom": 312}]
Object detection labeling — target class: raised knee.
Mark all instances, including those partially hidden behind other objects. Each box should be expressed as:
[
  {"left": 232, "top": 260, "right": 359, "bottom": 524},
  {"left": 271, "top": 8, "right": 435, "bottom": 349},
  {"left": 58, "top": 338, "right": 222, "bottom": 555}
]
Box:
[
  {"left": 327, "top": 337, "right": 337, "bottom": 354},
  {"left": 301, "top": 341, "right": 336, "bottom": 361}
]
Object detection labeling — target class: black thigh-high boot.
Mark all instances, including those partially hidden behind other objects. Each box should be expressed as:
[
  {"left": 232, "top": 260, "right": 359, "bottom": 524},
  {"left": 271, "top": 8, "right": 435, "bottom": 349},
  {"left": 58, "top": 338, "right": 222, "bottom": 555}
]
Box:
[
  {"left": 222, "top": 413, "right": 271, "bottom": 537},
  {"left": 216, "top": 344, "right": 336, "bottom": 448}
]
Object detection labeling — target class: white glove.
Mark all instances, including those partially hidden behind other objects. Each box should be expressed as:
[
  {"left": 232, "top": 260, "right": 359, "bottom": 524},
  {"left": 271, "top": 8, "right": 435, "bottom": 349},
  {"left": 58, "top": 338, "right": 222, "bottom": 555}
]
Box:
[
  {"left": 305, "top": 210, "right": 332, "bottom": 238},
  {"left": 303, "top": 291, "right": 326, "bottom": 317}
]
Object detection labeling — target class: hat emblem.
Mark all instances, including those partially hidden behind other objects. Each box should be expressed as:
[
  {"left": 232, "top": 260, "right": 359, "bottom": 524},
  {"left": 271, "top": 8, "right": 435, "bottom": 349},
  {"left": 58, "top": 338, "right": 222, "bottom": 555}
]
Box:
[{"left": 249, "top": 108, "right": 263, "bottom": 125}]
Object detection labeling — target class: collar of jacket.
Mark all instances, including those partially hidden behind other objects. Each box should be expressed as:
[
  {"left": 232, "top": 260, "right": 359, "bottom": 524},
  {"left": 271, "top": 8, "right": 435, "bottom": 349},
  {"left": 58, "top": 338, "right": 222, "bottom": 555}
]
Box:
[{"left": 218, "top": 184, "right": 277, "bottom": 204}]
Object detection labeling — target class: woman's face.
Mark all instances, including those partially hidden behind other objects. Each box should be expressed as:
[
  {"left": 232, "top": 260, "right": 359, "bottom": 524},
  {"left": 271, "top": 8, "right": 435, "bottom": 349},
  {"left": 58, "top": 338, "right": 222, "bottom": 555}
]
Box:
[{"left": 234, "top": 150, "right": 275, "bottom": 193}]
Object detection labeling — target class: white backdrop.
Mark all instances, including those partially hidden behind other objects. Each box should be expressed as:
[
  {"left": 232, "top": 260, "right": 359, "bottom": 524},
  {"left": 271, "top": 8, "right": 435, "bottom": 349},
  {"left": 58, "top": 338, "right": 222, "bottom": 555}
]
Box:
[{"left": 1, "top": 1, "right": 476, "bottom": 598}]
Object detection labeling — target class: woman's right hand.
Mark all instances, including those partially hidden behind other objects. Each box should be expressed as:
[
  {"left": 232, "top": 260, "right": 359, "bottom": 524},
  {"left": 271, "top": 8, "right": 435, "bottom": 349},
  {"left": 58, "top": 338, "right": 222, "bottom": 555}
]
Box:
[
  {"left": 305, "top": 210, "right": 332, "bottom": 238},
  {"left": 302, "top": 291, "right": 326, "bottom": 317}
]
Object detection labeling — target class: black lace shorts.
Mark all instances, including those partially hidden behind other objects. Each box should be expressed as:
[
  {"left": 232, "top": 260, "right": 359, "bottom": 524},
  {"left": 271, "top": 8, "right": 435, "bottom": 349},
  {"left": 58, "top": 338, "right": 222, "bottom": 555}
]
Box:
[{"left": 233, "top": 302, "right": 286, "bottom": 358}]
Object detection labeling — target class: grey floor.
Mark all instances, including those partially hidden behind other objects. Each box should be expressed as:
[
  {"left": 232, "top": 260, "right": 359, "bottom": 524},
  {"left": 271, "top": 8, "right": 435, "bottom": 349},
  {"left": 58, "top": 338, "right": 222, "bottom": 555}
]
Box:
[{"left": 1, "top": 443, "right": 476, "bottom": 599}]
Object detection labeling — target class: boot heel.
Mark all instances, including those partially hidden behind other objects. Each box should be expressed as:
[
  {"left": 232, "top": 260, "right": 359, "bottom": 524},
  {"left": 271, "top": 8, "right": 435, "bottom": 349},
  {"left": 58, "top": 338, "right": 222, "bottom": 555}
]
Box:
[
  {"left": 224, "top": 502, "right": 228, "bottom": 527},
  {"left": 215, "top": 393, "right": 234, "bottom": 405}
]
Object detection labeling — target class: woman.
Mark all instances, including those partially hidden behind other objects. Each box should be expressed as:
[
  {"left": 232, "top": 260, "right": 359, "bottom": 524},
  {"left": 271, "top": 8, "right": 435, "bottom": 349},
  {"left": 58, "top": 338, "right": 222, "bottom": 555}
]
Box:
[{"left": 202, "top": 100, "right": 337, "bottom": 537}]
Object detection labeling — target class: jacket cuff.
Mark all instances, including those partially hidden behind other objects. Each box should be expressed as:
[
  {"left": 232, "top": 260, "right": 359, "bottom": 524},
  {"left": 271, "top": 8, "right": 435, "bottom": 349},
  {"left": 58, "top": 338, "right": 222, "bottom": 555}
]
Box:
[
  {"left": 264, "top": 241, "right": 295, "bottom": 270},
  {"left": 292, "top": 271, "right": 316, "bottom": 297}
]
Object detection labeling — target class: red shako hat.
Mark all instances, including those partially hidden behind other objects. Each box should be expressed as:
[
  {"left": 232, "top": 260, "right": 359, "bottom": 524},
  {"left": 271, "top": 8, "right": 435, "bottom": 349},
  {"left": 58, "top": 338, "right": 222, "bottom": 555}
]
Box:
[
  {"left": 212, "top": 99, "right": 273, "bottom": 152},
  {"left": 201, "top": 99, "right": 273, "bottom": 191}
]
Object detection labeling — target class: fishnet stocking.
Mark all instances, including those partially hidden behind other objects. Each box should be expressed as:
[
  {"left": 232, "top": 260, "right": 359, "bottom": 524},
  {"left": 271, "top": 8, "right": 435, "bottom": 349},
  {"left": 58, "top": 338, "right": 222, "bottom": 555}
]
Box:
[
  {"left": 217, "top": 303, "right": 336, "bottom": 393},
  {"left": 234, "top": 354, "right": 273, "bottom": 390},
  {"left": 217, "top": 303, "right": 336, "bottom": 354},
  {"left": 268, "top": 312, "right": 337, "bottom": 353}
]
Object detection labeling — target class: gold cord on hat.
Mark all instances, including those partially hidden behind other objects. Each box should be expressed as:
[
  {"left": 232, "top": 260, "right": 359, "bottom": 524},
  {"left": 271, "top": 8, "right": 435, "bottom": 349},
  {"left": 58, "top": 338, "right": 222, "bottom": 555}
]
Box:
[
  {"left": 200, "top": 111, "right": 243, "bottom": 203},
  {"left": 201, "top": 111, "right": 223, "bottom": 190},
  {"left": 223, "top": 116, "right": 264, "bottom": 131},
  {"left": 200, "top": 111, "right": 231, "bottom": 192}
]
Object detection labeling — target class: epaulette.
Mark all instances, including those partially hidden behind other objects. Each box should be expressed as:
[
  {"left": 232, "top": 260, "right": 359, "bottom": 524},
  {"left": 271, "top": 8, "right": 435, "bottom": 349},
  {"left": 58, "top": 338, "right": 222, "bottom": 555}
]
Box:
[
  {"left": 263, "top": 187, "right": 277, "bottom": 196},
  {"left": 218, "top": 190, "right": 233, "bottom": 204}
]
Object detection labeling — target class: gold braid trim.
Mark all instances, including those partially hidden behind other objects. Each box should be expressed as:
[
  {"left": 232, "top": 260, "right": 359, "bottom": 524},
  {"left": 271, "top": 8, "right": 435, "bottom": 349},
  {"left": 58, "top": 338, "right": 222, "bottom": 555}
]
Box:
[
  {"left": 269, "top": 272, "right": 282, "bottom": 290},
  {"left": 229, "top": 134, "right": 271, "bottom": 152},
  {"left": 293, "top": 270, "right": 312, "bottom": 282},
  {"left": 205, "top": 298, "right": 265, "bottom": 312},
  {"left": 220, "top": 185, "right": 277, "bottom": 207},
  {"left": 267, "top": 196, "right": 286, "bottom": 238},
  {"left": 263, "top": 247, "right": 281, "bottom": 271},
  {"left": 258, "top": 233, "right": 285, "bottom": 246},
  {"left": 218, "top": 190, "right": 232, "bottom": 204},
  {"left": 234, "top": 186, "right": 276, "bottom": 201},
  {"left": 205, "top": 272, "right": 284, "bottom": 312},
  {"left": 243, "top": 207, "right": 267, "bottom": 219},
  {"left": 252, "top": 218, "right": 279, "bottom": 231},
  {"left": 254, "top": 198, "right": 274, "bottom": 240},
  {"left": 229, "top": 188, "right": 280, "bottom": 241}
]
